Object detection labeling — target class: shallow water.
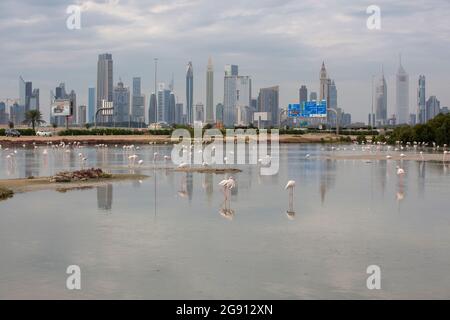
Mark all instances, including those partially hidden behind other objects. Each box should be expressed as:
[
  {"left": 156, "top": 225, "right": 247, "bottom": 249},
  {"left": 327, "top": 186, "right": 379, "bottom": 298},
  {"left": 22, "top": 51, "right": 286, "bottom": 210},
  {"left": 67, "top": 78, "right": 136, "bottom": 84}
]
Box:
[{"left": 0, "top": 144, "right": 450, "bottom": 299}]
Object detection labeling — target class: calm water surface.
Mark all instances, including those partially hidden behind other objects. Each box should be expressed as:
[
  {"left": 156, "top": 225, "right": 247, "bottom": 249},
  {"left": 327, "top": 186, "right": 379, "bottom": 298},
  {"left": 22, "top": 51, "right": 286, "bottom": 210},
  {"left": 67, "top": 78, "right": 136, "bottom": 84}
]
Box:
[{"left": 0, "top": 144, "right": 449, "bottom": 299}]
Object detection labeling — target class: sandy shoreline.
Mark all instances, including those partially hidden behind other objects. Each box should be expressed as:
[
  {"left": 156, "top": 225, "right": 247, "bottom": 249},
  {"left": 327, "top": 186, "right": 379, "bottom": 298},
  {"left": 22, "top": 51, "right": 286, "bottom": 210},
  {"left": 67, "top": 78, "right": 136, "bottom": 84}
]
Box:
[
  {"left": 0, "top": 133, "right": 345, "bottom": 146},
  {"left": 0, "top": 173, "right": 149, "bottom": 195}
]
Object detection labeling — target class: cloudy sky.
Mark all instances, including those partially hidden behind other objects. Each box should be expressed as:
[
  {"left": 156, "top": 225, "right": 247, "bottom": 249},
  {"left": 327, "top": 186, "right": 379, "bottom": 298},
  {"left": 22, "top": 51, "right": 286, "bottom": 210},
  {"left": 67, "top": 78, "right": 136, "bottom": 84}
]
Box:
[{"left": 1, "top": 0, "right": 449, "bottom": 123}]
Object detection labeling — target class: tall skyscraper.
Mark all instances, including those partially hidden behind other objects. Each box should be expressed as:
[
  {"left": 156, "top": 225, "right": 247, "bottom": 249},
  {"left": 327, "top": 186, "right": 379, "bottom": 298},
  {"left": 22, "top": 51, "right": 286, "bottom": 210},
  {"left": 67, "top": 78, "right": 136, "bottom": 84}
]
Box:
[
  {"left": 97, "top": 53, "right": 113, "bottom": 123},
  {"left": 426, "top": 96, "right": 440, "bottom": 121},
  {"left": 175, "top": 102, "right": 184, "bottom": 124},
  {"left": 319, "top": 62, "right": 328, "bottom": 102},
  {"left": 29, "top": 89, "right": 39, "bottom": 111},
  {"left": 216, "top": 103, "right": 224, "bottom": 124},
  {"left": 195, "top": 102, "right": 204, "bottom": 123},
  {"left": 113, "top": 80, "right": 130, "bottom": 123},
  {"left": 223, "top": 65, "right": 251, "bottom": 127},
  {"left": 0, "top": 101, "right": 9, "bottom": 125},
  {"left": 68, "top": 90, "right": 77, "bottom": 125},
  {"left": 206, "top": 57, "right": 214, "bottom": 124},
  {"left": 310, "top": 92, "right": 317, "bottom": 101},
  {"left": 328, "top": 80, "right": 337, "bottom": 126},
  {"left": 88, "top": 87, "right": 95, "bottom": 123},
  {"left": 299, "top": 85, "right": 308, "bottom": 106},
  {"left": 396, "top": 56, "right": 409, "bottom": 124},
  {"left": 417, "top": 75, "right": 426, "bottom": 124},
  {"left": 131, "top": 77, "right": 145, "bottom": 124},
  {"left": 148, "top": 93, "right": 157, "bottom": 124},
  {"left": 258, "top": 86, "right": 279, "bottom": 127},
  {"left": 186, "top": 62, "right": 194, "bottom": 124},
  {"left": 19, "top": 76, "right": 34, "bottom": 112},
  {"left": 157, "top": 83, "right": 172, "bottom": 123},
  {"left": 78, "top": 105, "right": 87, "bottom": 125},
  {"left": 375, "top": 68, "right": 388, "bottom": 126}
]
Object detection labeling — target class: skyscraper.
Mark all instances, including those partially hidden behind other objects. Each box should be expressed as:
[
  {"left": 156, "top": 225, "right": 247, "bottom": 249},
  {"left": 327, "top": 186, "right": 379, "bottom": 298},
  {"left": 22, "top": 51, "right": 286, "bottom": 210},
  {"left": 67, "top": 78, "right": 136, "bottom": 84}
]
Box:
[
  {"left": 426, "top": 96, "right": 440, "bottom": 121},
  {"left": 148, "top": 93, "right": 157, "bottom": 124},
  {"left": 258, "top": 86, "right": 279, "bottom": 127},
  {"left": 417, "top": 75, "right": 426, "bottom": 124},
  {"left": 216, "top": 103, "right": 224, "bottom": 124},
  {"left": 319, "top": 62, "right": 328, "bottom": 103},
  {"left": 113, "top": 80, "right": 130, "bottom": 123},
  {"left": 223, "top": 65, "right": 251, "bottom": 127},
  {"left": 396, "top": 56, "right": 409, "bottom": 124},
  {"left": 299, "top": 85, "right": 308, "bottom": 106},
  {"left": 375, "top": 68, "right": 388, "bottom": 126},
  {"left": 88, "top": 87, "right": 95, "bottom": 123},
  {"left": 223, "top": 65, "right": 238, "bottom": 127},
  {"left": 186, "top": 62, "right": 194, "bottom": 124},
  {"left": 175, "top": 102, "right": 184, "bottom": 124},
  {"left": 97, "top": 53, "right": 113, "bottom": 123},
  {"left": 78, "top": 105, "right": 87, "bottom": 125},
  {"left": 131, "top": 77, "right": 145, "bottom": 124},
  {"left": 195, "top": 102, "right": 204, "bottom": 123},
  {"left": 158, "top": 83, "right": 172, "bottom": 123},
  {"left": 206, "top": 57, "right": 214, "bottom": 124},
  {"left": 310, "top": 92, "right": 317, "bottom": 101}
]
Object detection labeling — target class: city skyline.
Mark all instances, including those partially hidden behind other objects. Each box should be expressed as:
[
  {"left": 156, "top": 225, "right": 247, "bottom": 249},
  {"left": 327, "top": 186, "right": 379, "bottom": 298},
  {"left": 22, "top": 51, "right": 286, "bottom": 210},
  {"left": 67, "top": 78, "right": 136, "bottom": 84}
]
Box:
[{"left": 1, "top": 0, "right": 450, "bottom": 124}]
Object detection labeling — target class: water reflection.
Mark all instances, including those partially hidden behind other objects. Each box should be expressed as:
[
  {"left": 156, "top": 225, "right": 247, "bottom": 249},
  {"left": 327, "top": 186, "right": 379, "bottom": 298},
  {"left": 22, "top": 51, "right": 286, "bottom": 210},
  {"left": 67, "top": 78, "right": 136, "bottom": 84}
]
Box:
[{"left": 97, "top": 184, "right": 113, "bottom": 211}]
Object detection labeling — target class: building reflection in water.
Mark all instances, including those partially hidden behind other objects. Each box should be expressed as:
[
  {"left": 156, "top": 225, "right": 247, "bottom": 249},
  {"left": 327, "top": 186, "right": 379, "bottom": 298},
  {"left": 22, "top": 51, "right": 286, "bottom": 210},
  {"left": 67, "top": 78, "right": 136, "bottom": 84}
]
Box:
[
  {"left": 186, "top": 172, "right": 193, "bottom": 201},
  {"left": 97, "top": 184, "right": 113, "bottom": 211},
  {"left": 417, "top": 161, "right": 426, "bottom": 198},
  {"left": 202, "top": 173, "right": 213, "bottom": 205},
  {"left": 24, "top": 150, "right": 39, "bottom": 178},
  {"left": 319, "top": 159, "right": 336, "bottom": 205}
]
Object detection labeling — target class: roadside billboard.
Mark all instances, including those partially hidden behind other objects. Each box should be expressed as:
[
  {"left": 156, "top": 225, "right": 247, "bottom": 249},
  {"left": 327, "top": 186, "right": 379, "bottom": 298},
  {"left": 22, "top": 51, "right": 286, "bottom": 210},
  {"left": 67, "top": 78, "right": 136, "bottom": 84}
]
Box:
[
  {"left": 288, "top": 100, "right": 327, "bottom": 118},
  {"left": 51, "top": 99, "right": 71, "bottom": 117}
]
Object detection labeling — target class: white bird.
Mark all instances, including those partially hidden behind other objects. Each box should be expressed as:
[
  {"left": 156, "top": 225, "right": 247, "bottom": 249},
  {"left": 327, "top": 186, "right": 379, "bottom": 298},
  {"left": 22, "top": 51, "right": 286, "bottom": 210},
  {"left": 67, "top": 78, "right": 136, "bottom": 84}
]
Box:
[
  {"left": 305, "top": 154, "right": 310, "bottom": 159},
  {"left": 396, "top": 166, "right": 405, "bottom": 175},
  {"left": 138, "top": 160, "right": 144, "bottom": 165},
  {"left": 178, "top": 162, "right": 189, "bottom": 168},
  {"left": 400, "top": 153, "right": 406, "bottom": 158},
  {"left": 386, "top": 155, "right": 392, "bottom": 159},
  {"left": 285, "top": 180, "right": 296, "bottom": 213},
  {"left": 285, "top": 180, "right": 296, "bottom": 190}
]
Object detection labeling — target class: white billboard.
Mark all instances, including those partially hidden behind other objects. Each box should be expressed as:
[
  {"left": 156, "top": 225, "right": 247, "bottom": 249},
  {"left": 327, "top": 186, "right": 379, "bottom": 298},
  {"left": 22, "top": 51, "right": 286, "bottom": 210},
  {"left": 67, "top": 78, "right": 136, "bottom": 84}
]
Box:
[{"left": 51, "top": 99, "right": 71, "bottom": 117}]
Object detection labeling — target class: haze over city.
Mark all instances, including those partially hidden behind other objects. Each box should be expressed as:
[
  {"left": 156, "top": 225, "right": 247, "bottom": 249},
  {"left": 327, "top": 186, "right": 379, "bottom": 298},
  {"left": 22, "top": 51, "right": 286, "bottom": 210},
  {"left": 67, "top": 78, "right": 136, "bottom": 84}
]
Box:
[{"left": 1, "top": 0, "right": 450, "bottom": 123}]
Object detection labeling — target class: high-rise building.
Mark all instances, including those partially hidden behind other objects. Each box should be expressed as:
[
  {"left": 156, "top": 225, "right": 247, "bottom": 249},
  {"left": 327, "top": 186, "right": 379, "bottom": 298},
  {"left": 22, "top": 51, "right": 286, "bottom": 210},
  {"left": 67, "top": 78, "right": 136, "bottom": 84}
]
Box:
[
  {"left": 29, "top": 89, "right": 39, "bottom": 111},
  {"left": 396, "top": 56, "right": 409, "bottom": 124},
  {"left": 310, "top": 92, "right": 317, "bottom": 101},
  {"left": 19, "top": 76, "right": 34, "bottom": 113},
  {"left": 216, "top": 103, "right": 224, "bottom": 124},
  {"left": 426, "top": 96, "right": 440, "bottom": 121},
  {"left": 88, "top": 87, "right": 95, "bottom": 123},
  {"left": 68, "top": 90, "right": 77, "bottom": 125},
  {"left": 186, "top": 62, "right": 194, "bottom": 124},
  {"left": 175, "top": 102, "right": 184, "bottom": 124},
  {"left": 157, "top": 83, "right": 172, "bottom": 123},
  {"left": 195, "top": 102, "right": 204, "bottom": 123},
  {"left": 131, "top": 77, "right": 145, "bottom": 124},
  {"left": 113, "top": 80, "right": 130, "bottom": 123},
  {"left": 148, "top": 93, "right": 157, "bottom": 124},
  {"left": 319, "top": 62, "right": 328, "bottom": 103},
  {"left": 168, "top": 92, "right": 176, "bottom": 124},
  {"left": 299, "top": 85, "right": 308, "bottom": 106},
  {"left": 417, "top": 75, "right": 426, "bottom": 124},
  {"left": 78, "top": 105, "right": 87, "bottom": 125},
  {"left": 0, "top": 101, "right": 9, "bottom": 125},
  {"left": 375, "top": 68, "right": 388, "bottom": 126},
  {"left": 97, "top": 53, "right": 113, "bottom": 123},
  {"left": 327, "top": 80, "right": 338, "bottom": 126},
  {"left": 258, "top": 86, "right": 279, "bottom": 127},
  {"left": 223, "top": 65, "right": 251, "bottom": 127},
  {"left": 206, "top": 57, "right": 214, "bottom": 124},
  {"left": 409, "top": 113, "right": 416, "bottom": 126}
]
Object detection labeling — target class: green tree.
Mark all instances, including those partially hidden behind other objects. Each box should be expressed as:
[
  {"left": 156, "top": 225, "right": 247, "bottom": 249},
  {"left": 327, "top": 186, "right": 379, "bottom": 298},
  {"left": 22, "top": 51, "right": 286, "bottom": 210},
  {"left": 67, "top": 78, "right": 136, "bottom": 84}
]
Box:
[{"left": 23, "top": 110, "right": 45, "bottom": 131}]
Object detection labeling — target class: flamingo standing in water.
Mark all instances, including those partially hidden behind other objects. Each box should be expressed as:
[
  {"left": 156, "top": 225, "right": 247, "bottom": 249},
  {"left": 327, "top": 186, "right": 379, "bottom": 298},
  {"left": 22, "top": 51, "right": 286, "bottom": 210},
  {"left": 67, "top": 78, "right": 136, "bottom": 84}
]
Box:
[
  {"left": 285, "top": 180, "right": 296, "bottom": 215},
  {"left": 218, "top": 176, "right": 236, "bottom": 219}
]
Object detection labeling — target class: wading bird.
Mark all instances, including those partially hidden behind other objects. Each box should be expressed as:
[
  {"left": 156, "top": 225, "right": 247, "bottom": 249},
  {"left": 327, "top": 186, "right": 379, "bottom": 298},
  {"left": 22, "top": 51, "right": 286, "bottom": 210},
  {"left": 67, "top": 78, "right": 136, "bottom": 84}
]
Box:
[{"left": 285, "top": 180, "right": 296, "bottom": 215}]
